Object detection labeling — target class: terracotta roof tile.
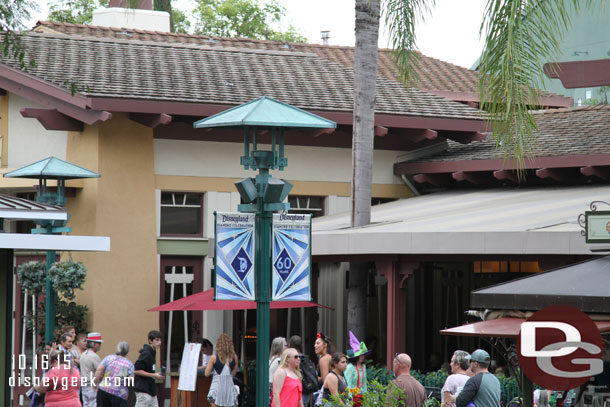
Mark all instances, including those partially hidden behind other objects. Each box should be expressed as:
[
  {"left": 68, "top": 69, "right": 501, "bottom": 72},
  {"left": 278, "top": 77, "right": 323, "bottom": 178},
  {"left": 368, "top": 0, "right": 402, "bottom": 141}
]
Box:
[
  {"left": 2, "top": 32, "right": 484, "bottom": 120},
  {"left": 415, "top": 105, "right": 610, "bottom": 162},
  {"left": 33, "top": 20, "right": 571, "bottom": 106}
]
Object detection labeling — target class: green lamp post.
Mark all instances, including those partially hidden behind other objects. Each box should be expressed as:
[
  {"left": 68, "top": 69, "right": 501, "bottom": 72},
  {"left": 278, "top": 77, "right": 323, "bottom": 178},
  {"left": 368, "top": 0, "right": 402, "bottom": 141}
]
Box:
[
  {"left": 4, "top": 157, "right": 100, "bottom": 344},
  {"left": 194, "top": 97, "right": 336, "bottom": 407}
]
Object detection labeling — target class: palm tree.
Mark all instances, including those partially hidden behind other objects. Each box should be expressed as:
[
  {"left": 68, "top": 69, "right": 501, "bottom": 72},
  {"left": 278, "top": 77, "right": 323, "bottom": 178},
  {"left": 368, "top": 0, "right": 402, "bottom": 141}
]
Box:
[{"left": 348, "top": 0, "right": 593, "bottom": 350}]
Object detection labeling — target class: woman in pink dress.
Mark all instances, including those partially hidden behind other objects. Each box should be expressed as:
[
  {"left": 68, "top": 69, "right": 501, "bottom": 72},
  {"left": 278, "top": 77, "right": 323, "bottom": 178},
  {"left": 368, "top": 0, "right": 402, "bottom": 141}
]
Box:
[
  {"left": 271, "top": 348, "right": 304, "bottom": 407},
  {"left": 35, "top": 349, "right": 82, "bottom": 407}
]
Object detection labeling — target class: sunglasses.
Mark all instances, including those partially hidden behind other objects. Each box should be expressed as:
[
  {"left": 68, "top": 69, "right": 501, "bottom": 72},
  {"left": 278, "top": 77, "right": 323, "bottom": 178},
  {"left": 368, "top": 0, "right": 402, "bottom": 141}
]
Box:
[{"left": 289, "top": 354, "right": 301, "bottom": 359}]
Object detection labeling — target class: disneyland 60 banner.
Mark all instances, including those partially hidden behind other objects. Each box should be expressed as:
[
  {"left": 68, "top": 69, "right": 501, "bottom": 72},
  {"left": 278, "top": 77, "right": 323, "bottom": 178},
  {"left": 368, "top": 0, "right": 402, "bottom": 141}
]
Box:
[
  {"left": 272, "top": 213, "right": 312, "bottom": 301},
  {"left": 214, "top": 212, "right": 256, "bottom": 300}
]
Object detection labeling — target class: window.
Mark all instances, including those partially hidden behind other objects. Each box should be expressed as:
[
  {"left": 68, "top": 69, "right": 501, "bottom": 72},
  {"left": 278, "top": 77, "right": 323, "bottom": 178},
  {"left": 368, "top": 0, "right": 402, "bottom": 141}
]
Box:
[
  {"left": 473, "top": 261, "right": 541, "bottom": 273},
  {"left": 160, "top": 192, "right": 202, "bottom": 236},
  {"left": 288, "top": 195, "right": 324, "bottom": 218}
]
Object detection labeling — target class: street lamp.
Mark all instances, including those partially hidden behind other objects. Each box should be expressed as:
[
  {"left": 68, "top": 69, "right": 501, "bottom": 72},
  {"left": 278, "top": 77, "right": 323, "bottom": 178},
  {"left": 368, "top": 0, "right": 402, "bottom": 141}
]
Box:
[
  {"left": 194, "top": 97, "right": 335, "bottom": 407},
  {"left": 5, "top": 157, "right": 100, "bottom": 344}
]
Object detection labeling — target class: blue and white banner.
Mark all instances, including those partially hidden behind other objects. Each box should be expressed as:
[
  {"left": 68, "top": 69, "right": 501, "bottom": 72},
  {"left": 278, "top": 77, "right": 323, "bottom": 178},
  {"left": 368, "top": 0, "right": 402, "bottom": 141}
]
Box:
[
  {"left": 214, "top": 212, "right": 256, "bottom": 300},
  {"left": 272, "top": 213, "right": 311, "bottom": 301}
]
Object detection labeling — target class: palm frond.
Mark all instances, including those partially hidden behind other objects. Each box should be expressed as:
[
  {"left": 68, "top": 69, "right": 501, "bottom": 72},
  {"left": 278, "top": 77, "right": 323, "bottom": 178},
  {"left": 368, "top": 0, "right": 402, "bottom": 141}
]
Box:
[
  {"left": 383, "top": 0, "right": 434, "bottom": 87},
  {"left": 478, "top": 0, "right": 591, "bottom": 175}
]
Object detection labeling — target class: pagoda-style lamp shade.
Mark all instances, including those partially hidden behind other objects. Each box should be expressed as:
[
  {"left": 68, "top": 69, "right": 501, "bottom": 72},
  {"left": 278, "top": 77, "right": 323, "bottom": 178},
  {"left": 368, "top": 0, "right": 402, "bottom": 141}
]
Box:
[
  {"left": 194, "top": 97, "right": 336, "bottom": 171},
  {"left": 4, "top": 157, "right": 100, "bottom": 207}
]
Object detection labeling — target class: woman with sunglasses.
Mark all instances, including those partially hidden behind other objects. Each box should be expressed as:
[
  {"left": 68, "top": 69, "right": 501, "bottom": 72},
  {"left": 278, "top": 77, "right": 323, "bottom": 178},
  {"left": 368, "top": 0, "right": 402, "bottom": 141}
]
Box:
[
  {"left": 271, "top": 348, "right": 304, "bottom": 407},
  {"left": 314, "top": 332, "right": 335, "bottom": 384},
  {"left": 322, "top": 353, "right": 348, "bottom": 405}
]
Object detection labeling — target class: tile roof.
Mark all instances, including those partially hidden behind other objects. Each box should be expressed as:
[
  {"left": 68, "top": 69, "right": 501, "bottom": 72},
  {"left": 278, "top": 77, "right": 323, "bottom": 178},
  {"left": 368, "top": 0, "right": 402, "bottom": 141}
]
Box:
[
  {"left": 415, "top": 105, "right": 610, "bottom": 162},
  {"left": 33, "top": 20, "right": 571, "bottom": 105},
  {"left": 1, "top": 32, "right": 484, "bottom": 120}
]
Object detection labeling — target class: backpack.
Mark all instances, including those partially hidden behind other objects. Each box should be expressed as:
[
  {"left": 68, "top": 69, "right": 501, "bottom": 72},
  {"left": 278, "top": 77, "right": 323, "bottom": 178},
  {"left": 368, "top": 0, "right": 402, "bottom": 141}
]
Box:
[{"left": 300, "top": 354, "right": 319, "bottom": 395}]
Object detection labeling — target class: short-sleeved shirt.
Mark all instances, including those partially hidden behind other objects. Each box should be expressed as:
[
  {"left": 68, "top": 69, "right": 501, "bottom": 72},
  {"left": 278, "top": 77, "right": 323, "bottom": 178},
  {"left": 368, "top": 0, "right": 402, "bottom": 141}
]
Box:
[
  {"left": 441, "top": 373, "right": 470, "bottom": 406},
  {"left": 80, "top": 349, "right": 101, "bottom": 386},
  {"left": 44, "top": 365, "right": 82, "bottom": 407},
  {"left": 98, "top": 354, "right": 135, "bottom": 400},
  {"left": 391, "top": 374, "right": 427, "bottom": 407}
]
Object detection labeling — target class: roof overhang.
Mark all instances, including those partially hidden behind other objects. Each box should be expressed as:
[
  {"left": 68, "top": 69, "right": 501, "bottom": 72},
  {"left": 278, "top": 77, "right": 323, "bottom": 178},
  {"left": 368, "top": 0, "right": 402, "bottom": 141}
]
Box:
[
  {"left": 312, "top": 186, "right": 610, "bottom": 258},
  {"left": 0, "top": 233, "right": 110, "bottom": 251},
  {"left": 544, "top": 58, "right": 610, "bottom": 88},
  {"left": 471, "top": 256, "right": 610, "bottom": 313},
  {"left": 440, "top": 317, "right": 610, "bottom": 338},
  {"left": 0, "top": 194, "right": 67, "bottom": 220}
]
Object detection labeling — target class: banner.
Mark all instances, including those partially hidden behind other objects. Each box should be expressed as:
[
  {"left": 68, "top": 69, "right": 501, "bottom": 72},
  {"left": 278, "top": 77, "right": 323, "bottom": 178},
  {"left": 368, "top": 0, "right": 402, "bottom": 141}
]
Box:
[
  {"left": 214, "top": 212, "right": 256, "bottom": 300},
  {"left": 177, "top": 342, "right": 201, "bottom": 391},
  {"left": 272, "top": 213, "right": 311, "bottom": 301}
]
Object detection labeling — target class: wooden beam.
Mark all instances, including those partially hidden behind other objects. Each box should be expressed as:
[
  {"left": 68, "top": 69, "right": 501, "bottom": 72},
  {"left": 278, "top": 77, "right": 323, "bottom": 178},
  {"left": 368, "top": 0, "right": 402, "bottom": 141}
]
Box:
[
  {"left": 413, "top": 173, "right": 451, "bottom": 187},
  {"left": 452, "top": 171, "right": 492, "bottom": 185},
  {"left": 20, "top": 108, "right": 83, "bottom": 131},
  {"left": 493, "top": 170, "right": 519, "bottom": 183},
  {"left": 535, "top": 168, "right": 575, "bottom": 182},
  {"left": 311, "top": 128, "right": 336, "bottom": 137},
  {"left": 129, "top": 113, "right": 172, "bottom": 128},
  {"left": 408, "top": 129, "right": 438, "bottom": 143},
  {"left": 374, "top": 125, "right": 388, "bottom": 137},
  {"left": 581, "top": 166, "right": 610, "bottom": 180}
]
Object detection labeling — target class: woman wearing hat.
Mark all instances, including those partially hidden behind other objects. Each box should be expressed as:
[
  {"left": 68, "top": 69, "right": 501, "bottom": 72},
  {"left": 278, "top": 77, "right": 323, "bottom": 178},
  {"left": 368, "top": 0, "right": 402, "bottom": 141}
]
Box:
[{"left": 344, "top": 331, "right": 370, "bottom": 396}]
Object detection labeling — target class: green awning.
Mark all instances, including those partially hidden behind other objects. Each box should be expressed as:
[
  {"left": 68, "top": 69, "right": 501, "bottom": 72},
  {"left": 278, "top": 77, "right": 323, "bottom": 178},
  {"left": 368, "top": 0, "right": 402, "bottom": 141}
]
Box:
[
  {"left": 4, "top": 157, "right": 100, "bottom": 180},
  {"left": 193, "top": 96, "right": 336, "bottom": 129}
]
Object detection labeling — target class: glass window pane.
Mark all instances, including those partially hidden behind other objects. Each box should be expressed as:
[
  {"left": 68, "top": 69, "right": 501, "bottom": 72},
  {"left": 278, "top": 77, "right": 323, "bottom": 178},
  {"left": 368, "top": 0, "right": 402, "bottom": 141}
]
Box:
[
  {"left": 161, "top": 207, "right": 200, "bottom": 234},
  {"left": 185, "top": 194, "right": 200, "bottom": 206},
  {"left": 161, "top": 192, "right": 174, "bottom": 205}
]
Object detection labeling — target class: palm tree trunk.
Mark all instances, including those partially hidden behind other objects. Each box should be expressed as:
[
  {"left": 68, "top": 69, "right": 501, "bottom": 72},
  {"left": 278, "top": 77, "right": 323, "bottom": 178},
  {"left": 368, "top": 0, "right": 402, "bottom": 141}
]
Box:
[{"left": 348, "top": 0, "right": 380, "bottom": 339}]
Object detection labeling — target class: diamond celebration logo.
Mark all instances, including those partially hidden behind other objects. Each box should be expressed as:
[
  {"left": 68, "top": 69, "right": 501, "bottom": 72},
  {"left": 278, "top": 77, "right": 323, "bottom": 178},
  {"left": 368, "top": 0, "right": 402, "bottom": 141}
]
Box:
[
  {"left": 230, "top": 247, "right": 252, "bottom": 282},
  {"left": 274, "top": 248, "right": 295, "bottom": 282}
]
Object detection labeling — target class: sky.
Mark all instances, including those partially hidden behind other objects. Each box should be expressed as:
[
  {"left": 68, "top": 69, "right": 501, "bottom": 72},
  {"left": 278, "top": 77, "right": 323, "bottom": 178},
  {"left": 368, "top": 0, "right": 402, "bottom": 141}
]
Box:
[{"left": 26, "top": 0, "right": 487, "bottom": 69}]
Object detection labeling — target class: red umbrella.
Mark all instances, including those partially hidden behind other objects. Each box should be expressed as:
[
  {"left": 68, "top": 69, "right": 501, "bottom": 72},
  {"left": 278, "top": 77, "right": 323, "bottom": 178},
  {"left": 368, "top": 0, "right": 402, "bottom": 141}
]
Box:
[{"left": 148, "top": 289, "right": 333, "bottom": 312}]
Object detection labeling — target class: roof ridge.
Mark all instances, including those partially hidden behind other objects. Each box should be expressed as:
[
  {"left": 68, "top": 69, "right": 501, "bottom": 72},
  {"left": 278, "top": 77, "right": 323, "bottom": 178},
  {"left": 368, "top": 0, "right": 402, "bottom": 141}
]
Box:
[
  {"left": 25, "top": 30, "right": 320, "bottom": 57},
  {"left": 35, "top": 20, "right": 399, "bottom": 52}
]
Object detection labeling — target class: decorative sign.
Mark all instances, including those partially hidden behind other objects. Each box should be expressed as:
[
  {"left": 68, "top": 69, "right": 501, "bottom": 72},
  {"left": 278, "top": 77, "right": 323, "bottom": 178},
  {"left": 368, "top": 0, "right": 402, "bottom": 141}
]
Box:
[
  {"left": 585, "top": 211, "right": 610, "bottom": 243},
  {"left": 177, "top": 342, "right": 202, "bottom": 392},
  {"left": 214, "top": 212, "right": 256, "bottom": 300},
  {"left": 272, "top": 213, "right": 311, "bottom": 301}
]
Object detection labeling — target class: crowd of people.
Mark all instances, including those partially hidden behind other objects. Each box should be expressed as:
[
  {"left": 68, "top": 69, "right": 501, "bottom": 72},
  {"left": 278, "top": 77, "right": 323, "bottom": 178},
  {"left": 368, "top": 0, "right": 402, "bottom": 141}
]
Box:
[
  {"left": 264, "top": 331, "right": 510, "bottom": 407},
  {"left": 32, "top": 325, "right": 165, "bottom": 407},
  {"left": 29, "top": 325, "right": 561, "bottom": 407}
]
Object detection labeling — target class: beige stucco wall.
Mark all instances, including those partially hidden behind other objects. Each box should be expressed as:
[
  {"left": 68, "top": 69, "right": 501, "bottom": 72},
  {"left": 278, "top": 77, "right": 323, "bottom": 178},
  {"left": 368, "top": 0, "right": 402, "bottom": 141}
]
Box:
[
  {"left": 154, "top": 139, "right": 407, "bottom": 187},
  {"left": 7, "top": 94, "right": 68, "bottom": 168},
  {"left": 65, "top": 113, "right": 159, "bottom": 362}
]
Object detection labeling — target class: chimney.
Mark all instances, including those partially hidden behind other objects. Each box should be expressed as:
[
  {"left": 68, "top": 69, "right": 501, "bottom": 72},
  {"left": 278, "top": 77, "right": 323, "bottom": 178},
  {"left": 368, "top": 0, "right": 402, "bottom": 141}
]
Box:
[
  {"left": 92, "top": 0, "right": 170, "bottom": 32},
  {"left": 321, "top": 31, "right": 330, "bottom": 45}
]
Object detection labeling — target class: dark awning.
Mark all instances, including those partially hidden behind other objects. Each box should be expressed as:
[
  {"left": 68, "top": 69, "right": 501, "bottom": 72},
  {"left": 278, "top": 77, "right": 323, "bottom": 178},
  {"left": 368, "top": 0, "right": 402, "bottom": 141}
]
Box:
[
  {"left": 440, "top": 318, "right": 610, "bottom": 338},
  {"left": 471, "top": 256, "right": 610, "bottom": 313}
]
